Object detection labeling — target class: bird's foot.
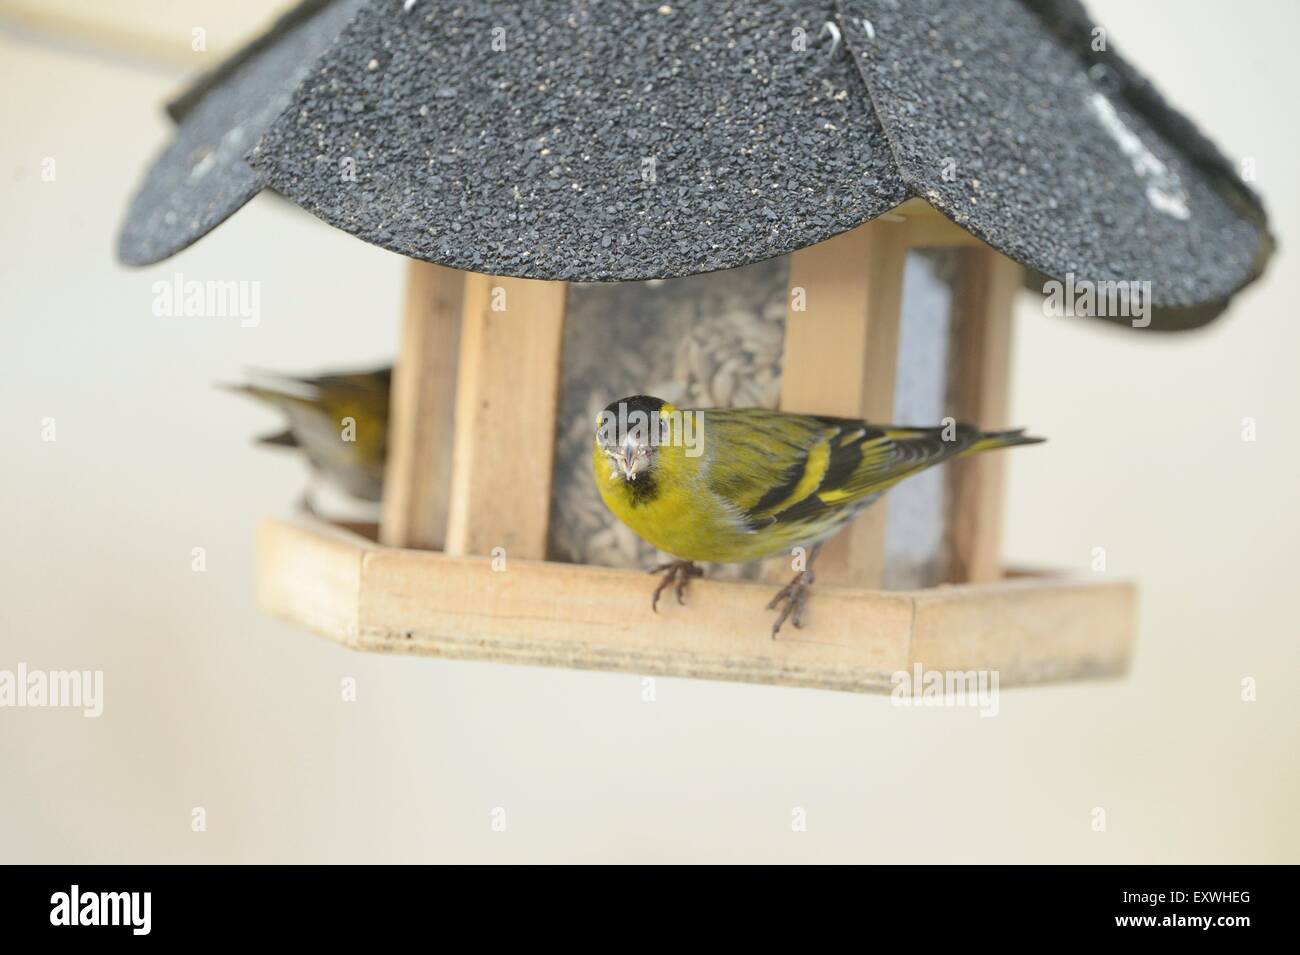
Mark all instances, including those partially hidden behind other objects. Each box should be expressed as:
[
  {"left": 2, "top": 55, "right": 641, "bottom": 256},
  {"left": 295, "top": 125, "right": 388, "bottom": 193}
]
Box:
[
  {"left": 649, "top": 559, "right": 703, "bottom": 612},
  {"left": 767, "top": 567, "right": 816, "bottom": 637}
]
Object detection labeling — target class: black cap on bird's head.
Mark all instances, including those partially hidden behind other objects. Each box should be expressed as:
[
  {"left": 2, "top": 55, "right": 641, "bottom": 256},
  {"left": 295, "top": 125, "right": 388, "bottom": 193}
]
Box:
[
  {"left": 595, "top": 394, "right": 670, "bottom": 483},
  {"left": 602, "top": 395, "right": 665, "bottom": 419}
]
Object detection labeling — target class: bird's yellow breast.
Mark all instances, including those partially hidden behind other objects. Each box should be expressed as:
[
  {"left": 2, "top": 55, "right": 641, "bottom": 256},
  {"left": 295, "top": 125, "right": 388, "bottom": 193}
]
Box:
[{"left": 591, "top": 440, "right": 785, "bottom": 563}]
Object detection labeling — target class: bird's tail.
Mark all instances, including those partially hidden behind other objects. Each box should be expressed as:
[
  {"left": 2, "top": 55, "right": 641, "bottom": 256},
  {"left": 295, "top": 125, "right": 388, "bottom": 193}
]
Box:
[
  {"left": 255, "top": 428, "right": 300, "bottom": 448},
  {"left": 960, "top": 428, "right": 1046, "bottom": 457},
  {"left": 217, "top": 367, "right": 391, "bottom": 411},
  {"left": 215, "top": 377, "right": 318, "bottom": 450},
  {"left": 216, "top": 373, "right": 313, "bottom": 403}
]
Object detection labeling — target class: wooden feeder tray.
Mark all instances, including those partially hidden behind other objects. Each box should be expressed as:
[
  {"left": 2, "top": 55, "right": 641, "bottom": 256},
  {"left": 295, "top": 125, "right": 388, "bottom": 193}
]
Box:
[{"left": 258, "top": 516, "right": 1134, "bottom": 693}]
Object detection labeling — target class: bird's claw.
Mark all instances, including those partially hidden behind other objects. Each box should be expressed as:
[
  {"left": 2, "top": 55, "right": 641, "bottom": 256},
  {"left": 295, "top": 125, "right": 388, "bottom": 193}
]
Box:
[
  {"left": 649, "top": 560, "right": 702, "bottom": 613},
  {"left": 768, "top": 568, "right": 815, "bottom": 638}
]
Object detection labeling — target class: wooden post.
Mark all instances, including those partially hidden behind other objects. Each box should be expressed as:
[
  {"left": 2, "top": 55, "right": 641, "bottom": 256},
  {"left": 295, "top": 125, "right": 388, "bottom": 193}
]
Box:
[
  {"left": 380, "top": 261, "right": 465, "bottom": 550},
  {"left": 779, "top": 220, "right": 909, "bottom": 588},
  {"left": 444, "top": 274, "right": 567, "bottom": 560},
  {"left": 945, "top": 246, "right": 1022, "bottom": 583}
]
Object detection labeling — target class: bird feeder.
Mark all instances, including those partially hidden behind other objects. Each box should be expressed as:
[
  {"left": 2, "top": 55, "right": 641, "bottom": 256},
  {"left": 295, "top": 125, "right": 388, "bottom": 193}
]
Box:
[{"left": 119, "top": 0, "right": 1272, "bottom": 692}]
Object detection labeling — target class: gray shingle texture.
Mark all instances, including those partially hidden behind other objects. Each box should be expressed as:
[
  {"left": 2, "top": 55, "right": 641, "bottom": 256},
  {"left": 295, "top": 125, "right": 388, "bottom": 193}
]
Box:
[
  {"left": 250, "top": 0, "right": 904, "bottom": 281},
  {"left": 840, "top": 0, "right": 1269, "bottom": 314},
  {"left": 117, "top": 0, "right": 366, "bottom": 266},
  {"left": 118, "top": 0, "right": 1271, "bottom": 320}
]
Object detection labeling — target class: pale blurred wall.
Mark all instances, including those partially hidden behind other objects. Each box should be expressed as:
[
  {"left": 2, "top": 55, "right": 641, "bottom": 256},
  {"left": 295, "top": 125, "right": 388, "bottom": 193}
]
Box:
[{"left": 0, "top": 0, "right": 1295, "bottom": 863}]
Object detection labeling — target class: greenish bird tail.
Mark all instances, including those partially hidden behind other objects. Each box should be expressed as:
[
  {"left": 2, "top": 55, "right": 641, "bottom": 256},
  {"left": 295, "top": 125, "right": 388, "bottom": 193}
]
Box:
[{"left": 961, "top": 428, "right": 1046, "bottom": 457}]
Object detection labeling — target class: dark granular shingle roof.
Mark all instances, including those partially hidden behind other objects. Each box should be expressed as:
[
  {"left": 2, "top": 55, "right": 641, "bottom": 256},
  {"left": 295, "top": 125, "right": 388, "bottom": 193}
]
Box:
[
  {"left": 841, "top": 0, "right": 1270, "bottom": 319},
  {"left": 257, "top": 0, "right": 913, "bottom": 281},
  {"left": 117, "top": 0, "right": 366, "bottom": 268},
  {"left": 118, "top": 0, "right": 1272, "bottom": 324},
  {"left": 249, "top": 0, "right": 905, "bottom": 281},
  {"left": 162, "top": 0, "right": 342, "bottom": 125}
]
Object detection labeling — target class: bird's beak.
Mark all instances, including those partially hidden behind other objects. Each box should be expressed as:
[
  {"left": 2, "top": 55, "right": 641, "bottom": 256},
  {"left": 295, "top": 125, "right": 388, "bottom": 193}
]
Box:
[{"left": 617, "top": 452, "right": 637, "bottom": 481}]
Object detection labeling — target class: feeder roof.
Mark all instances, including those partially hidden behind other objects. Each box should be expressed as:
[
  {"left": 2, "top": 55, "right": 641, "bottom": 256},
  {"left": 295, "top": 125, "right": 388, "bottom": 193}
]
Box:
[
  {"left": 118, "top": 0, "right": 1272, "bottom": 327},
  {"left": 118, "top": 0, "right": 367, "bottom": 269}
]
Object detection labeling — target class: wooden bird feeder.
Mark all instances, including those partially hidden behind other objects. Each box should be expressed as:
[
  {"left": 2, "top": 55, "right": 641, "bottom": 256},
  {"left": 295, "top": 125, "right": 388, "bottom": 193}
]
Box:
[{"left": 120, "top": 0, "right": 1272, "bottom": 693}]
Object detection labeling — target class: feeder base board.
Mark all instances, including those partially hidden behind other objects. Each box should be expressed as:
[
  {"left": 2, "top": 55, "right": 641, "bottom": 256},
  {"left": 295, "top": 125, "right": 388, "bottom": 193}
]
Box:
[{"left": 256, "top": 517, "right": 1136, "bottom": 694}]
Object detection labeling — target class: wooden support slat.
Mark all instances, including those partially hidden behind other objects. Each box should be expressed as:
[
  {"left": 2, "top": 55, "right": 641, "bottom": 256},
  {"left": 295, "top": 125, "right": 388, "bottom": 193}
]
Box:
[
  {"left": 380, "top": 261, "right": 465, "bottom": 550},
  {"left": 779, "top": 220, "right": 909, "bottom": 588},
  {"left": 444, "top": 274, "right": 567, "bottom": 560},
  {"left": 945, "top": 246, "right": 1023, "bottom": 583},
  {"left": 257, "top": 516, "right": 1138, "bottom": 694},
  {"left": 904, "top": 216, "right": 983, "bottom": 249},
  {"left": 885, "top": 198, "right": 980, "bottom": 248}
]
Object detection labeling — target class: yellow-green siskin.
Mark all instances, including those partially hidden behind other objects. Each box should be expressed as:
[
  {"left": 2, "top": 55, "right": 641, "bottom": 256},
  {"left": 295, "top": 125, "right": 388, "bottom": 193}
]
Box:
[
  {"left": 223, "top": 366, "right": 391, "bottom": 509},
  {"left": 592, "top": 395, "right": 1044, "bottom": 635}
]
